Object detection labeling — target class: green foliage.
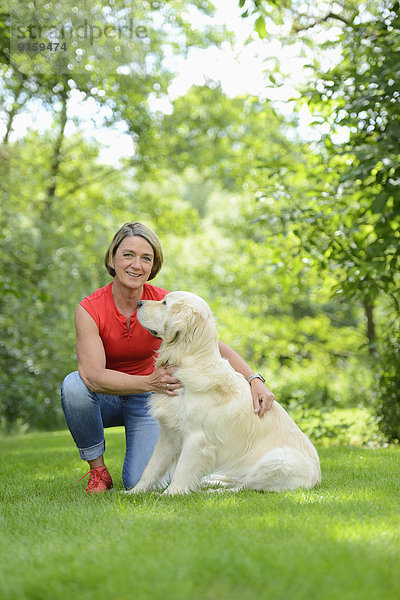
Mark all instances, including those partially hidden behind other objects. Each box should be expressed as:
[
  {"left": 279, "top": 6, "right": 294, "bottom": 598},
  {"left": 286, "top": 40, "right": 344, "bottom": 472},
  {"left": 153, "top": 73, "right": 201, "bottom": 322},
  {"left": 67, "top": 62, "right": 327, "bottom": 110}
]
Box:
[
  {"left": 135, "top": 84, "right": 288, "bottom": 190},
  {"left": 0, "top": 130, "right": 199, "bottom": 432},
  {"left": 238, "top": 0, "right": 400, "bottom": 440},
  {"left": 304, "top": 1, "right": 400, "bottom": 438},
  {"left": 0, "top": 0, "right": 223, "bottom": 432},
  {"left": 307, "top": 1, "right": 400, "bottom": 315},
  {"left": 1, "top": 0, "right": 226, "bottom": 152},
  {"left": 1, "top": 0, "right": 399, "bottom": 441}
]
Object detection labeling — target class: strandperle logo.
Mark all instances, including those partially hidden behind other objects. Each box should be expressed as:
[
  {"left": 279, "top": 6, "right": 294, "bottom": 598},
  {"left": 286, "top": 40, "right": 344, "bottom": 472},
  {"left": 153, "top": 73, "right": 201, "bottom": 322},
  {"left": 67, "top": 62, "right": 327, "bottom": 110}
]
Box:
[{"left": 14, "top": 18, "right": 148, "bottom": 45}]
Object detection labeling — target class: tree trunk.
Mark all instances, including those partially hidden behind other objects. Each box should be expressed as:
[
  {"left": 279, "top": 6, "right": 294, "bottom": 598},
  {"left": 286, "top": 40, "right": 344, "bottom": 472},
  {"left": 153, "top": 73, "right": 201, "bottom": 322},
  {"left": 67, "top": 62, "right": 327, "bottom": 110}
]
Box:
[
  {"left": 44, "top": 84, "right": 68, "bottom": 213},
  {"left": 363, "top": 295, "right": 376, "bottom": 356},
  {"left": 2, "top": 79, "right": 26, "bottom": 145}
]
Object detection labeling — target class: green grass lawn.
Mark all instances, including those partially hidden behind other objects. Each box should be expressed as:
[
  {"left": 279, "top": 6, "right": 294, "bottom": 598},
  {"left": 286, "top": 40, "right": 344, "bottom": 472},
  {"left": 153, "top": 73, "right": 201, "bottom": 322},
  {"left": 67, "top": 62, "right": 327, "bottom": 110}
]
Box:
[{"left": 1, "top": 426, "right": 399, "bottom": 600}]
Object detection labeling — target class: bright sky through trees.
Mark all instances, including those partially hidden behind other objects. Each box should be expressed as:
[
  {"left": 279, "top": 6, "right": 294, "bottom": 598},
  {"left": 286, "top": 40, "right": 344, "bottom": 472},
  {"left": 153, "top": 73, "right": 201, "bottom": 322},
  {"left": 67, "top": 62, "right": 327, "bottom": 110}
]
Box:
[{"left": 0, "top": 0, "right": 348, "bottom": 165}]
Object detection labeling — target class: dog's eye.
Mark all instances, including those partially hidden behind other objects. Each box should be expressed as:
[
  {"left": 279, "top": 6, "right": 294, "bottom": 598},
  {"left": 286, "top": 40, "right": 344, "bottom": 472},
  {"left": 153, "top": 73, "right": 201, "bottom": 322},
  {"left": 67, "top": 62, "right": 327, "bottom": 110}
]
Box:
[{"left": 162, "top": 300, "right": 167, "bottom": 305}]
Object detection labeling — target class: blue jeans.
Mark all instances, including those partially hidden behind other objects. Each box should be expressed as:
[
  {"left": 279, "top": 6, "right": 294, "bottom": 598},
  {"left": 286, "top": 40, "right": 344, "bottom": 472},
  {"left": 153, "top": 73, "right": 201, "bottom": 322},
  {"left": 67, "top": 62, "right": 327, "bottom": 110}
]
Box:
[{"left": 60, "top": 371, "right": 159, "bottom": 489}]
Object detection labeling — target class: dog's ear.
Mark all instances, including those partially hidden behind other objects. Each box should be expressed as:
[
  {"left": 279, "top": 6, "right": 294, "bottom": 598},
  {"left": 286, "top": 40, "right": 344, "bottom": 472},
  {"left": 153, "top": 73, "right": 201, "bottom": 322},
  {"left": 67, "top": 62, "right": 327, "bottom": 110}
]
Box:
[{"left": 164, "top": 301, "right": 204, "bottom": 345}]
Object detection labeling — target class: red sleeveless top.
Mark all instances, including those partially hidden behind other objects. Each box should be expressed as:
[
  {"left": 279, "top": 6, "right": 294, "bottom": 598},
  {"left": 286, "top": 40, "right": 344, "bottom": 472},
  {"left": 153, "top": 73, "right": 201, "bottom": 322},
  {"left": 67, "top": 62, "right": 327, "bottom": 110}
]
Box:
[{"left": 80, "top": 282, "right": 168, "bottom": 376}]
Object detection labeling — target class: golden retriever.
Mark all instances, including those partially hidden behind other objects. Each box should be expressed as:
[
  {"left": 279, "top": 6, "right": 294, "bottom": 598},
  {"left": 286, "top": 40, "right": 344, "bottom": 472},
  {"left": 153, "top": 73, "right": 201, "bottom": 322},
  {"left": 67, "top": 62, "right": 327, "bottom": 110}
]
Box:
[{"left": 129, "top": 291, "right": 321, "bottom": 495}]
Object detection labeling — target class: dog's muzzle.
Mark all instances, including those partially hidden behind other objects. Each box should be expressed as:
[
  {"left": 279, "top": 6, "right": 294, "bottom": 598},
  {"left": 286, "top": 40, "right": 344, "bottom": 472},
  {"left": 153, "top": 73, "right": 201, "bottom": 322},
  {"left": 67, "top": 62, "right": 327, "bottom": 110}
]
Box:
[{"left": 137, "top": 302, "right": 162, "bottom": 339}]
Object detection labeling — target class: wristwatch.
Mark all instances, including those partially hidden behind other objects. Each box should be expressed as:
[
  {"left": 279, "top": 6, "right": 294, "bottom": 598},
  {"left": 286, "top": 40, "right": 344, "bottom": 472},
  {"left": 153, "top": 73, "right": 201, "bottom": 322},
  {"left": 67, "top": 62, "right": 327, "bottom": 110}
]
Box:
[{"left": 247, "top": 373, "right": 265, "bottom": 385}]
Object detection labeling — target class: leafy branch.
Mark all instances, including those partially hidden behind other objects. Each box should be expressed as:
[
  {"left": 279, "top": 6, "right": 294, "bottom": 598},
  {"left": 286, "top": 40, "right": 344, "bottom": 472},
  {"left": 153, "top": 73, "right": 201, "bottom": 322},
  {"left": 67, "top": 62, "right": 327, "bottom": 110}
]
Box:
[{"left": 291, "top": 11, "right": 353, "bottom": 33}]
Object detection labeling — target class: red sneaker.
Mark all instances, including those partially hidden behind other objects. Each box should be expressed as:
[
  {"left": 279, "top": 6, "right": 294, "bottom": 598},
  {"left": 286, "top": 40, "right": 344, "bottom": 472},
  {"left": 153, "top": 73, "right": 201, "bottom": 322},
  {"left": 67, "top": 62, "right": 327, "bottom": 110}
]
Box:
[{"left": 79, "top": 466, "right": 113, "bottom": 494}]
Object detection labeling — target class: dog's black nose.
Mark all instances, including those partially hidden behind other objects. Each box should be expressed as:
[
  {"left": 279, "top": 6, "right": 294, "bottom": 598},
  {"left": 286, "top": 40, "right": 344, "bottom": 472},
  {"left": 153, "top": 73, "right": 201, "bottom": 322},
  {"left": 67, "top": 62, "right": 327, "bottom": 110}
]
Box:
[{"left": 137, "top": 301, "right": 144, "bottom": 308}]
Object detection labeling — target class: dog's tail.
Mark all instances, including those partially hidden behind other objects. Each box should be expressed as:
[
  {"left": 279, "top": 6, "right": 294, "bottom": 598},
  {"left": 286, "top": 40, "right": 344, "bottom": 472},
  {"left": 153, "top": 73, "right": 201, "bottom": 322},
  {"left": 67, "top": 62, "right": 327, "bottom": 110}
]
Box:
[{"left": 244, "top": 447, "right": 321, "bottom": 492}]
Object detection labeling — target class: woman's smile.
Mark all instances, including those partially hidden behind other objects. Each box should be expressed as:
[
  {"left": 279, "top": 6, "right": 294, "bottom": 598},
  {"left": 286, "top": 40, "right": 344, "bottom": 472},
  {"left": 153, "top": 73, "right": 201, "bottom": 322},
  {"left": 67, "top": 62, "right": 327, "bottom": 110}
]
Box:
[{"left": 126, "top": 271, "right": 142, "bottom": 278}]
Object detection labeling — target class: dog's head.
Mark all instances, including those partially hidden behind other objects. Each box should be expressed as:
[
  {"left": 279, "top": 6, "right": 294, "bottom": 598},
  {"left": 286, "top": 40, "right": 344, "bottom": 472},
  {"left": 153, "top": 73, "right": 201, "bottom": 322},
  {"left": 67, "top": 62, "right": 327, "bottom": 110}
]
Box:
[{"left": 137, "top": 291, "right": 217, "bottom": 352}]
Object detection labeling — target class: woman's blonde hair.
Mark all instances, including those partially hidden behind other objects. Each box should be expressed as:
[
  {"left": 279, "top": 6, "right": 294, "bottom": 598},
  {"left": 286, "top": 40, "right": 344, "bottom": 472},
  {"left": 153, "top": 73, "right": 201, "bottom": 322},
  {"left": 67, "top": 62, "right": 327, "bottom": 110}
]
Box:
[{"left": 104, "top": 222, "right": 163, "bottom": 281}]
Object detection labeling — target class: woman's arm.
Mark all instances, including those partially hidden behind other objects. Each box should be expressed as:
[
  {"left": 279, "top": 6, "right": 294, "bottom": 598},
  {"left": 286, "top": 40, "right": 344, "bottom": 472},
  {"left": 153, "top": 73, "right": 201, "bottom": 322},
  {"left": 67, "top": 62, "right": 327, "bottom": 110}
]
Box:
[
  {"left": 75, "top": 305, "right": 181, "bottom": 396},
  {"left": 218, "top": 341, "right": 275, "bottom": 417}
]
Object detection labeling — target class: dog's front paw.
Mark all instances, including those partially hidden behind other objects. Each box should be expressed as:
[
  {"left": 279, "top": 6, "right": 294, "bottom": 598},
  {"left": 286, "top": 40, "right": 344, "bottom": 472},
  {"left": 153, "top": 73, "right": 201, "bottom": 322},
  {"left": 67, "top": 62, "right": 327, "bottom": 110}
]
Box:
[
  {"left": 124, "top": 483, "right": 152, "bottom": 494},
  {"left": 124, "top": 485, "right": 146, "bottom": 495},
  {"left": 163, "top": 486, "right": 179, "bottom": 496},
  {"left": 163, "top": 485, "right": 190, "bottom": 495}
]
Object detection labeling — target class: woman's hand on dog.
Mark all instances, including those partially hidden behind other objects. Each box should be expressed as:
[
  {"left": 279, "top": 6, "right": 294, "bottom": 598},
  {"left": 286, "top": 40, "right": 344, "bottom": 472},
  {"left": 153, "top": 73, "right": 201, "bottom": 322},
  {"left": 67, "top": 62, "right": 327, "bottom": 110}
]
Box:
[
  {"left": 250, "top": 378, "right": 275, "bottom": 417},
  {"left": 147, "top": 366, "right": 182, "bottom": 396}
]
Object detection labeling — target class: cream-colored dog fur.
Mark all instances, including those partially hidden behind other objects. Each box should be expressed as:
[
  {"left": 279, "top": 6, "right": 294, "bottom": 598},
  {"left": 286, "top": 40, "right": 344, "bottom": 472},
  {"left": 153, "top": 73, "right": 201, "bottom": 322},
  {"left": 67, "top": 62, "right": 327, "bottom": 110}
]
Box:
[{"left": 130, "top": 291, "right": 321, "bottom": 495}]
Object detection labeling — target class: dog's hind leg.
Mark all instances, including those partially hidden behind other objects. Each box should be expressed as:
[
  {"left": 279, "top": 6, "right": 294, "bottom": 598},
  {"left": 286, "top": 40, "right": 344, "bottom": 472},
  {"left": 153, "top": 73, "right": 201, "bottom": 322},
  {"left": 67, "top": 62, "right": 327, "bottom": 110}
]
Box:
[
  {"left": 201, "top": 474, "right": 234, "bottom": 487},
  {"left": 204, "top": 486, "right": 242, "bottom": 495},
  {"left": 244, "top": 447, "right": 320, "bottom": 492}
]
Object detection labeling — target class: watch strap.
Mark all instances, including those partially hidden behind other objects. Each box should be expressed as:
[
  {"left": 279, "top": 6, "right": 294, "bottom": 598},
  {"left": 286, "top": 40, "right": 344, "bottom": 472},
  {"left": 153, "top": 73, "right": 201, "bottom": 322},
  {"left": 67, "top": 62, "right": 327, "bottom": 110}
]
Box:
[{"left": 247, "top": 373, "right": 265, "bottom": 384}]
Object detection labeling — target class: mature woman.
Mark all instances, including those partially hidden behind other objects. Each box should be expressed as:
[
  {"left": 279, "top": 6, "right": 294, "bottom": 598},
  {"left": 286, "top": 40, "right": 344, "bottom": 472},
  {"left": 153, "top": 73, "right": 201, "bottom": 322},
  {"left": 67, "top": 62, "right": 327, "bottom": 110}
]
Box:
[{"left": 61, "top": 222, "right": 275, "bottom": 493}]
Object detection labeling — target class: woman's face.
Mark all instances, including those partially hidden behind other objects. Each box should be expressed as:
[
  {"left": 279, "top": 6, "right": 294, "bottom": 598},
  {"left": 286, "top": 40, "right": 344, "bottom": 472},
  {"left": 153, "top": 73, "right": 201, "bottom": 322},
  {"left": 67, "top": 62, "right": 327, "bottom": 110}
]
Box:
[{"left": 112, "top": 235, "right": 154, "bottom": 290}]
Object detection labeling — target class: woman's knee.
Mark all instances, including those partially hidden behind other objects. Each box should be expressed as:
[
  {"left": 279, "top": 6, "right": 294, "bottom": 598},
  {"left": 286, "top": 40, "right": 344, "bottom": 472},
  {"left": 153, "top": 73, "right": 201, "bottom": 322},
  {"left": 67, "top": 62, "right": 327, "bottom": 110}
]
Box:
[
  {"left": 122, "top": 471, "right": 138, "bottom": 490},
  {"left": 123, "top": 466, "right": 148, "bottom": 490}
]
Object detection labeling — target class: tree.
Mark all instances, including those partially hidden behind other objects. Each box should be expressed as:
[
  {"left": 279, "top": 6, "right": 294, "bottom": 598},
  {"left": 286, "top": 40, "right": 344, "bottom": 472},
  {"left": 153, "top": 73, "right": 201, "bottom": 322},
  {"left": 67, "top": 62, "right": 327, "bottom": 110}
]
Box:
[
  {"left": 307, "top": 1, "right": 400, "bottom": 321},
  {"left": 0, "top": 0, "right": 225, "bottom": 431},
  {"left": 1, "top": 0, "right": 226, "bottom": 209},
  {"left": 238, "top": 0, "right": 400, "bottom": 439},
  {"left": 134, "top": 83, "right": 293, "bottom": 192}
]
